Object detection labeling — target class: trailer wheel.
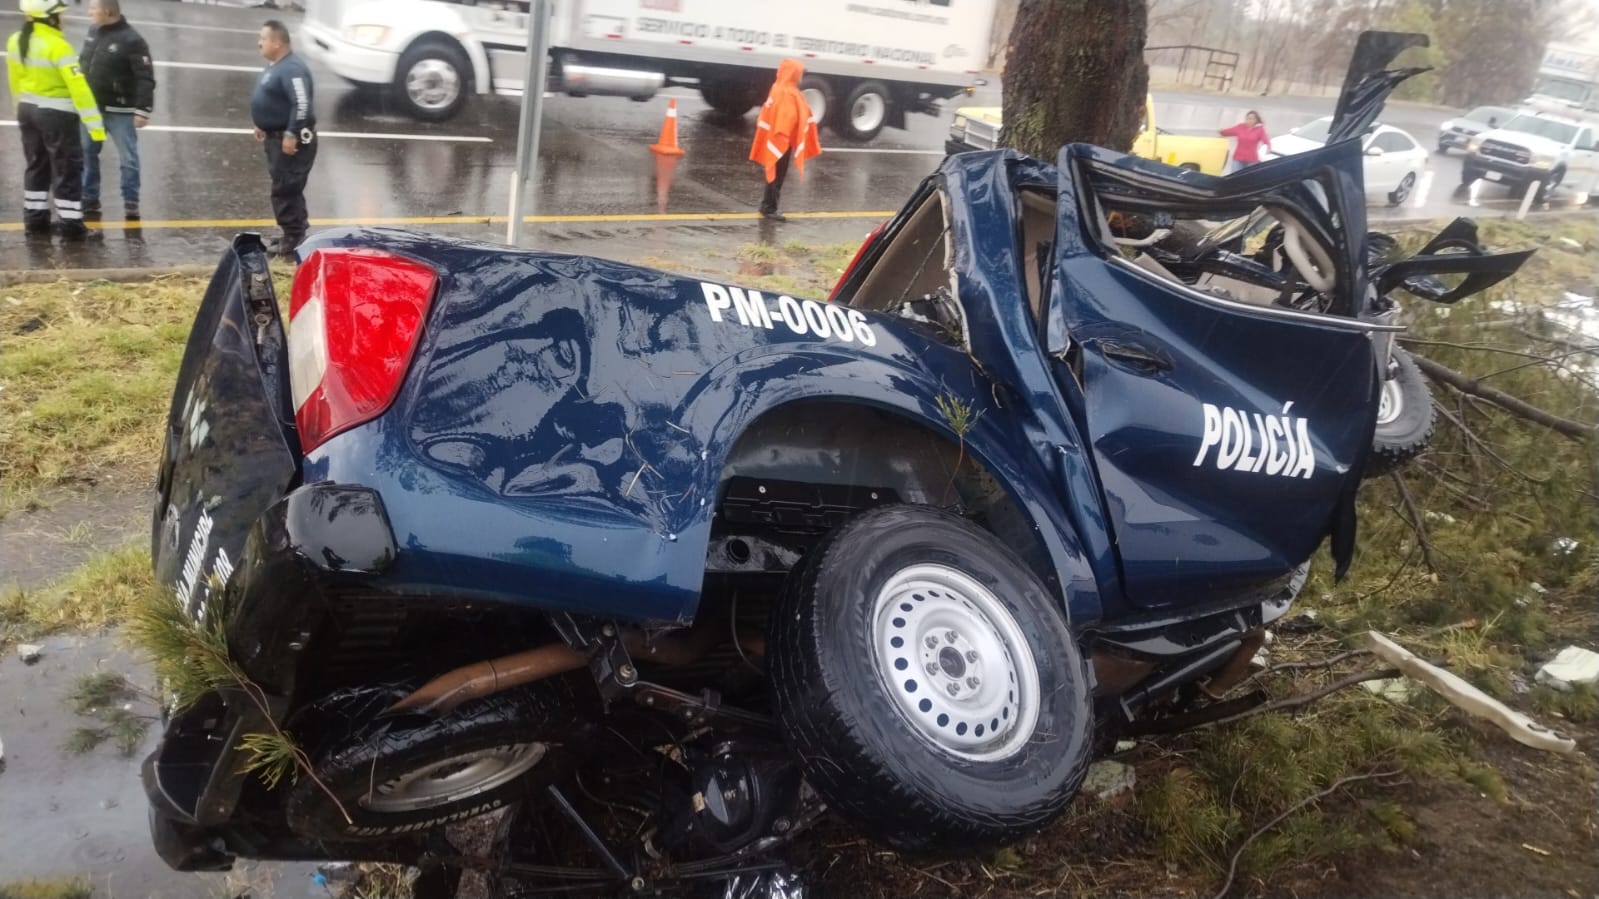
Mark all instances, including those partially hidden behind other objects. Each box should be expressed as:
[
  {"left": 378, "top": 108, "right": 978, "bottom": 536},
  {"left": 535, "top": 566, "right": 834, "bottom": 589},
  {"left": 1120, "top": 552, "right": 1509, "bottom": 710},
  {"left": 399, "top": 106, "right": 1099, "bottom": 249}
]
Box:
[
  {"left": 798, "top": 75, "right": 835, "bottom": 130},
  {"left": 836, "top": 81, "right": 891, "bottom": 142}
]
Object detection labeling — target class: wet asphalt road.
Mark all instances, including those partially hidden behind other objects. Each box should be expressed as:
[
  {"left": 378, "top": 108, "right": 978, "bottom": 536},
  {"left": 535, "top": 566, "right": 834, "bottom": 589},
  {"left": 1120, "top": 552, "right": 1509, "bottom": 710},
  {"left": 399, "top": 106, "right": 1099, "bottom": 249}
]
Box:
[
  {"left": 4, "top": 0, "right": 1595, "bottom": 273},
  {"left": 3, "top": 0, "right": 1599, "bottom": 273}
]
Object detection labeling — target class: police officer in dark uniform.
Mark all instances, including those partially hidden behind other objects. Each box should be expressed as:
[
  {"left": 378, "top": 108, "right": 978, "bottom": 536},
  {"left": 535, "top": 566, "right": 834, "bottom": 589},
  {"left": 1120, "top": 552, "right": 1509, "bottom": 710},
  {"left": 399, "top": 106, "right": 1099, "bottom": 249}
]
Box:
[{"left": 251, "top": 19, "right": 315, "bottom": 259}]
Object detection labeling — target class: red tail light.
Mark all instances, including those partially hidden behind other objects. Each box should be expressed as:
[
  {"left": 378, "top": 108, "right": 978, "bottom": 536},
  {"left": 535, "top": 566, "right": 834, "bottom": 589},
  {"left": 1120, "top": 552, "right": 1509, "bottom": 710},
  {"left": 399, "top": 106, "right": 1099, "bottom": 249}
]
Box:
[
  {"left": 288, "top": 248, "right": 437, "bottom": 452},
  {"left": 827, "top": 221, "right": 888, "bottom": 302}
]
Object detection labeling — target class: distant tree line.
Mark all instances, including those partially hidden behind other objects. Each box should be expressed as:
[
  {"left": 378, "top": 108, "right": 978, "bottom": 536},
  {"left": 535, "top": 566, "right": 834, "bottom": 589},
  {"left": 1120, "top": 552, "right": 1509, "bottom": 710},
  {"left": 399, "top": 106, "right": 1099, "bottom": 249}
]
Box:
[{"left": 1143, "top": 0, "right": 1588, "bottom": 106}]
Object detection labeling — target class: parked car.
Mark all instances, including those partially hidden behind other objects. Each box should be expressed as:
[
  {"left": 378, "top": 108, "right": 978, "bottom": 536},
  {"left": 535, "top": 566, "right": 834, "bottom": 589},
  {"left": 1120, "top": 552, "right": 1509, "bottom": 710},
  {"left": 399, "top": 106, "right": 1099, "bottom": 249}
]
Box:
[
  {"left": 1264, "top": 116, "right": 1429, "bottom": 205},
  {"left": 1436, "top": 105, "right": 1519, "bottom": 153},
  {"left": 142, "top": 32, "right": 1531, "bottom": 898},
  {"left": 1462, "top": 111, "right": 1599, "bottom": 201},
  {"left": 947, "top": 94, "right": 1232, "bottom": 173}
]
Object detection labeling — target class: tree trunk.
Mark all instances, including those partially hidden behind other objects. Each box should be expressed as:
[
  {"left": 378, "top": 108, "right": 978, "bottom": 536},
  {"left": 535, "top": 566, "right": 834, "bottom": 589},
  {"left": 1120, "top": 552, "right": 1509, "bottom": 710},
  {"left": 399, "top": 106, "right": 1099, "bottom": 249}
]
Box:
[{"left": 999, "top": 0, "right": 1150, "bottom": 159}]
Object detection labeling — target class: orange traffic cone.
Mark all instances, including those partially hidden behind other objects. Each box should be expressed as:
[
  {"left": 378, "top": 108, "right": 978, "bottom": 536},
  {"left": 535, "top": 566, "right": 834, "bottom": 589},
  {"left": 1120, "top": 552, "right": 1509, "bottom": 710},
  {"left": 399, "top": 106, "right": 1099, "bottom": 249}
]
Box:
[{"left": 650, "top": 98, "right": 686, "bottom": 157}]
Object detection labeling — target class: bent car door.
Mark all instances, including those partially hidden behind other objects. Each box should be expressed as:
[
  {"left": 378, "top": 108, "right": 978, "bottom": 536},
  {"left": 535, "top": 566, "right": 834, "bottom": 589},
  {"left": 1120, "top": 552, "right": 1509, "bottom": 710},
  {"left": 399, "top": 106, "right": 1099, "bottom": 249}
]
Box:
[{"left": 1045, "top": 147, "right": 1382, "bottom": 610}]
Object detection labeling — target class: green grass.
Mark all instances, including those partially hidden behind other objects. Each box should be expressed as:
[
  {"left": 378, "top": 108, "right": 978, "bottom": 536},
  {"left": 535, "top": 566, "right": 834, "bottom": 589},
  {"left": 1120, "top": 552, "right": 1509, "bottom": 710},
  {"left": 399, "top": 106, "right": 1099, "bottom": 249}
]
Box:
[
  {"left": 643, "top": 240, "right": 862, "bottom": 299},
  {"left": 0, "top": 544, "right": 160, "bottom": 644},
  {"left": 0, "top": 272, "right": 293, "bottom": 517},
  {"left": 0, "top": 880, "right": 94, "bottom": 899}
]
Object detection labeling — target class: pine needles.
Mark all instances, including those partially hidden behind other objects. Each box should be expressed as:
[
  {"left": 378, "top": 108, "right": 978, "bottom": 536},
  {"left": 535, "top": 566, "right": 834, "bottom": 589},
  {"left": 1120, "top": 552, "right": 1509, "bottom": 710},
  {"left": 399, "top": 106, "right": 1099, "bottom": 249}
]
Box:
[{"left": 125, "top": 577, "right": 349, "bottom": 821}]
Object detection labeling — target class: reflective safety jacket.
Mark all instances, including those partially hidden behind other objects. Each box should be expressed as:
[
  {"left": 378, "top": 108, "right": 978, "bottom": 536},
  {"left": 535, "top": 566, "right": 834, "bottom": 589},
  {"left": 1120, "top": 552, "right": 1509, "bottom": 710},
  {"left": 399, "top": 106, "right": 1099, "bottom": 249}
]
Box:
[
  {"left": 750, "top": 59, "right": 821, "bottom": 183},
  {"left": 6, "top": 21, "right": 106, "bottom": 140}
]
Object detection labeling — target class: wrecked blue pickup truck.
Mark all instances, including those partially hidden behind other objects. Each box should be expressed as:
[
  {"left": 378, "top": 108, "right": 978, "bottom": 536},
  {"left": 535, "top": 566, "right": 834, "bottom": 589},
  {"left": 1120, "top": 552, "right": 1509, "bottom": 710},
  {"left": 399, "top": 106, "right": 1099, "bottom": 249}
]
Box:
[{"left": 143, "top": 32, "right": 1531, "bottom": 896}]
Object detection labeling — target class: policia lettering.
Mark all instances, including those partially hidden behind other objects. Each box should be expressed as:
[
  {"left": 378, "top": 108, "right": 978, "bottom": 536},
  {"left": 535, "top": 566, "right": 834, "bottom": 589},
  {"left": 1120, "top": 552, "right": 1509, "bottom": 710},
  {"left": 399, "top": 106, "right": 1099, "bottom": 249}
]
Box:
[
  {"left": 1193, "top": 401, "right": 1317, "bottom": 479},
  {"left": 7, "top": 0, "right": 106, "bottom": 238},
  {"left": 701, "top": 282, "right": 877, "bottom": 346}
]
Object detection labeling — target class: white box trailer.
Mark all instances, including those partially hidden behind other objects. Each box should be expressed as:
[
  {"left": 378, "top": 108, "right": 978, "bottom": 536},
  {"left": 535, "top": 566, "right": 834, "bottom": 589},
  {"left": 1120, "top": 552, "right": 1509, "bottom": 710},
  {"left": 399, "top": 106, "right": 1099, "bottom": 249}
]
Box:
[
  {"left": 1525, "top": 44, "right": 1599, "bottom": 115},
  {"left": 302, "top": 0, "right": 995, "bottom": 141}
]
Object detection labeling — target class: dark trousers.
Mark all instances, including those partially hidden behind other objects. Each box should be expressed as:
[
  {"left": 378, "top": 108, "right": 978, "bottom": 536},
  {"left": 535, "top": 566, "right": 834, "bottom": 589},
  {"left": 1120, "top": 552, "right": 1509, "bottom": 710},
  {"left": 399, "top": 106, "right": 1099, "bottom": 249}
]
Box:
[
  {"left": 19, "top": 103, "right": 86, "bottom": 231},
  {"left": 759, "top": 152, "right": 792, "bottom": 215},
  {"left": 263, "top": 131, "right": 318, "bottom": 247}
]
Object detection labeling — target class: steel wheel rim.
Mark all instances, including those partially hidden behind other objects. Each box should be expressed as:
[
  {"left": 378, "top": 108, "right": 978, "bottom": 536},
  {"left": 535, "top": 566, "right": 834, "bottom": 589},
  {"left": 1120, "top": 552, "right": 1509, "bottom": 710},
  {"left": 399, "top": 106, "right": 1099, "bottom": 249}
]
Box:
[
  {"left": 1377, "top": 377, "right": 1403, "bottom": 426},
  {"left": 870, "top": 563, "right": 1040, "bottom": 762},
  {"left": 802, "top": 88, "right": 828, "bottom": 126},
  {"left": 851, "top": 92, "right": 886, "bottom": 134},
  {"left": 361, "top": 742, "right": 546, "bottom": 813},
  {"left": 406, "top": 59, "right": 461, "bottom": 110}
]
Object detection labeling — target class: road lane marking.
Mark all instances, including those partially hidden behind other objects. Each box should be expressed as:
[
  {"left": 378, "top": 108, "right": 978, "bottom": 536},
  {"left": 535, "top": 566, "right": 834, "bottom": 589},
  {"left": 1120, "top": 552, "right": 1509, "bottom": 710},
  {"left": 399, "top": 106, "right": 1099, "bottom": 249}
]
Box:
[
  {"left": 0, "top": 10, "right": 259, "bottom": 35},
  {"left": 0, "top": 210, "right": 896, "bottom": 233},
  {"left": 2, "top": 53, "right": 261, "bottom": 73},
  {"left": 0, "top": 121, "right": 492, "bottom": 143}
]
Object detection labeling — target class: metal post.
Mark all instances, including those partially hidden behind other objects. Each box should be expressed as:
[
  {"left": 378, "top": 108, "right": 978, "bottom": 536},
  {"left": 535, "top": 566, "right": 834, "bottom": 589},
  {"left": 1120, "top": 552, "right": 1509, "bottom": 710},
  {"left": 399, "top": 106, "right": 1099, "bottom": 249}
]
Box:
[{"left": 507, "top": 0, "right": 553, "bottom": 246}]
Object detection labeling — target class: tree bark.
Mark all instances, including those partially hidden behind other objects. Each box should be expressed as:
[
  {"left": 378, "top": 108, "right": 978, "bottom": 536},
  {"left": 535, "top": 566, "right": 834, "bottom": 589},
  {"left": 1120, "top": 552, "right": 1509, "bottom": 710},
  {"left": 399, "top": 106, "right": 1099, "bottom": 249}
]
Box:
[{"left": 1000, "top": 0, "right": 1150, "bottom": 159}]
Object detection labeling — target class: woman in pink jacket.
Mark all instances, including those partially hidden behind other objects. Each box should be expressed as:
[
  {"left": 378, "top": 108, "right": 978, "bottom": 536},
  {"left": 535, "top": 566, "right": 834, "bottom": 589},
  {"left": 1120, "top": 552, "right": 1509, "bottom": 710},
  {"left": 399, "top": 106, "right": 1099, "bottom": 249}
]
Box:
[{"left": 1220, "top": 111, "right": 1270, "bottom": 173}]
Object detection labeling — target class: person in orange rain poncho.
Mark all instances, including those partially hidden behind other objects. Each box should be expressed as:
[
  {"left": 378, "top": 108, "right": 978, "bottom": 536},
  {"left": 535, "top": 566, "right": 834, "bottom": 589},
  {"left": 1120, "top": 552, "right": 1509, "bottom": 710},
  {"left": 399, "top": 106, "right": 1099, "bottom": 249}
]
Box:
[{"left": 750, "top": 58, "right": 822, "bottom": 222}]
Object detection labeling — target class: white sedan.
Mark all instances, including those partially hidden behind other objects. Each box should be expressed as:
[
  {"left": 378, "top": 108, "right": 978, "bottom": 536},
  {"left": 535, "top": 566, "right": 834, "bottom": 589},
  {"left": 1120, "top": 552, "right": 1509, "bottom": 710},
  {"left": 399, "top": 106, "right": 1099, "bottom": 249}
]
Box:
[{"left": 1264, "top": 117, "right": 1429, "bottom": 206}]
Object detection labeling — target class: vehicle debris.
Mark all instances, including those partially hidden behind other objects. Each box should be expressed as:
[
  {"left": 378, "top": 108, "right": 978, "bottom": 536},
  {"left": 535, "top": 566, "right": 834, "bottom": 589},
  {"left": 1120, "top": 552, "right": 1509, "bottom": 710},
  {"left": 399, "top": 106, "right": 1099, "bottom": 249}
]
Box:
[
  {"left": 1083, "top": 761, "right": 1136, "bottom": 801},
  {"left": 1361, "top": 677, "right": 1417, "bottom": 702},
  {"left": 1366, "top": 632, "right": 1576, "bottom": 754},
  {"left": 1535, "top": 646, "right": 1599, "bottom": 691}
]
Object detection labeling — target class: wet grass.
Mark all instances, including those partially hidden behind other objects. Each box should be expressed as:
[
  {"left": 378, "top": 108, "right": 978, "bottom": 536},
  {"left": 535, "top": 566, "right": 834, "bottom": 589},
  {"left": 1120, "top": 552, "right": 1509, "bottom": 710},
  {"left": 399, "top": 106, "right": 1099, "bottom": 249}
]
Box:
[
  {"left": 642, "top": 240, "right": 862, "bottom": 298},
  {"left": 0, "top": 881, "right": 94, "bottom": 899},
  {"left": 0, "top": 543, "right": 159, "bottom": 646},
  {"left": 0, "top": 271, "right": 294, "bottom": 519}
]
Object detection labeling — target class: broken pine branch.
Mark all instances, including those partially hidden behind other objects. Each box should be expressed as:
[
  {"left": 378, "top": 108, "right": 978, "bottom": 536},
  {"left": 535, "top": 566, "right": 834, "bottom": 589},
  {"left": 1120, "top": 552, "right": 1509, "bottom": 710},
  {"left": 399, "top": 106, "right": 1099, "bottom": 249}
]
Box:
[{"left": 1410, "top": 353, "right": 1596, "bottom": 440}]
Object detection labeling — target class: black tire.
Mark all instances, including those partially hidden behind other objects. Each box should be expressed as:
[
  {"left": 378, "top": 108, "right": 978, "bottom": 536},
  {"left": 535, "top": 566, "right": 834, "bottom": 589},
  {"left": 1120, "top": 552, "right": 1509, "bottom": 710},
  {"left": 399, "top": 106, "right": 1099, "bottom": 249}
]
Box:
[
  {"left": 1366, "top": 347, "right": 1435, "bottom": 478},
  {"left": 395, "top": 39, "right": 471, "bottom": 122},
  {"left": 1388, "top": 172, "right": 1416, "bottom": 207},
  {"left": 700, "top": 78, "right": 762, "bottom": 117},
  {"left": 284, "top": 681, "right": 577, "bottom": 841},
  {"left": 835, "top": 80, "right": 891, "bottom": 142},
  {"left": 1535, "top": 167, "right": 1564, "bottom": 203},
  {"left": 768, "top": 505, "right": 1093, "bottom": 856},
  {"left": 797, "top": 75, "right": 835, "bottom": 130}
]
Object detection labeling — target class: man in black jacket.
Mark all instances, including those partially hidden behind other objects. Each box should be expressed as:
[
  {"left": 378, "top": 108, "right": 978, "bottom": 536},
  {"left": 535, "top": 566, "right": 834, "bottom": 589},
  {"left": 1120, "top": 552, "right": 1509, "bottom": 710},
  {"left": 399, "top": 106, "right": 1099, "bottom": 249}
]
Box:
[{"left": 79, "top": 0, "right": 154, "bottom": 220}]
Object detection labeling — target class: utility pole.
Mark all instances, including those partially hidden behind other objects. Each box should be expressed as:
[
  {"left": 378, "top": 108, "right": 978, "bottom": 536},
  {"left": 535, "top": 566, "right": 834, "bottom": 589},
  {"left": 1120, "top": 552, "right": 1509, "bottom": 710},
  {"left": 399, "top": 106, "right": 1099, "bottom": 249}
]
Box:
[{"left": 507, "top": 0, "right": 553, "bottom": 246}]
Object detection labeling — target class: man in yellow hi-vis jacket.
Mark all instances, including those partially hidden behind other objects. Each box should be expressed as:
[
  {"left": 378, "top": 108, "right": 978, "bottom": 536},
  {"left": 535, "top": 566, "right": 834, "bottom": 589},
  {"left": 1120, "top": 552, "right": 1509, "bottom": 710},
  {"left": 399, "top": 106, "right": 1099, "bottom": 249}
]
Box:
[{"left": 7, "top": 0, "right": 105, "bottom": 239}]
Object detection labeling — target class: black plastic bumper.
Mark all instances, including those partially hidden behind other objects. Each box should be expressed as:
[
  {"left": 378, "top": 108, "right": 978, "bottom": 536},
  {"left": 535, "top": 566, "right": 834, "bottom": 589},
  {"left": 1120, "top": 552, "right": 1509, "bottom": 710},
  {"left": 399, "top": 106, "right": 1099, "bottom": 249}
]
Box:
[
  {"left": 144, "top": 481, "right": 398, "bottom": 871},
  {"left": 1464, "top": 155, "right": 1555, "bottom": 187}
]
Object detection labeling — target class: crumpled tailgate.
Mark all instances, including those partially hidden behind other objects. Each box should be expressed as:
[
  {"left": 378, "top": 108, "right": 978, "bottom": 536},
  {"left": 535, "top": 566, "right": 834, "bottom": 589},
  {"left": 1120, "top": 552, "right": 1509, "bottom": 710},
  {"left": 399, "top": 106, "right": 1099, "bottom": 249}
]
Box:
[{"left": 151, "top": 235, "right": 299, "bottom": 618}]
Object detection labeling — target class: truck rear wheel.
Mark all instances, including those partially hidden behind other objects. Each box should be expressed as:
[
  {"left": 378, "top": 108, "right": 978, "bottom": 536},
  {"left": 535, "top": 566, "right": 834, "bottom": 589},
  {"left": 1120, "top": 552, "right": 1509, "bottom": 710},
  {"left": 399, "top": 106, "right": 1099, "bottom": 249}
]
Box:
[
  {"left": 834, "top": 81, "right": 891, "bottom": 142},
  {"left": 769, "top": 505, "right": 1093, "bottom": 855},
  {"left": 285, "top": 681, "right": 578, "bottom": 841}
]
